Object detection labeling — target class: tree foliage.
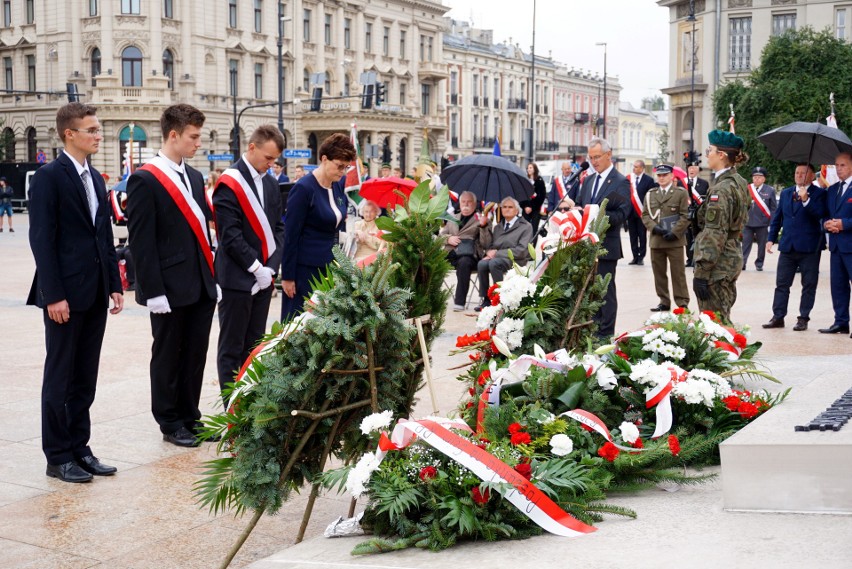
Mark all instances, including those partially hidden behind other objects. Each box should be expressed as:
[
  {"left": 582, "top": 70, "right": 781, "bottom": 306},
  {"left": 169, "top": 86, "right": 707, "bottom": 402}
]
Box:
[{"left": 714, "top": 27, "right": 852, "bottom": 188}]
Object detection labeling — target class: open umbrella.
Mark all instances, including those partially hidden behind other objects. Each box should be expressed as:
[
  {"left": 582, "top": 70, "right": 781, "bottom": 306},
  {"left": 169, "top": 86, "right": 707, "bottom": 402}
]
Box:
[
  {"left": 358, "top": 176, "right": 417, "bottom": 209},
  {"left": 758, "top": 121, "right": 852, "bottom": 165},
  {"left": 439, "top": 154, "right": 533, "bottom": 204}
]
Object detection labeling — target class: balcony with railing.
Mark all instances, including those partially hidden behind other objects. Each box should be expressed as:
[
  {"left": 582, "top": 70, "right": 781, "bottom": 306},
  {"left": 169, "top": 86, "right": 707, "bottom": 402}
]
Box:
[
  {"left": 91, "top": 74, "right": 172, "bottom": 105},
  {"left": 536, "top": 141, "right": 560, "bottom": 152},
  {"left": 574, "top": 112, "right": 590, "bottom": 124},
  {"left": 418, "top": 61, "right": 449, "bottom": 80},
  {"left": 473, "top": 136, "right": 496, "bottom": 149},
  {"left": 507, "top": 98, "right": 527, "bottom": 111}
]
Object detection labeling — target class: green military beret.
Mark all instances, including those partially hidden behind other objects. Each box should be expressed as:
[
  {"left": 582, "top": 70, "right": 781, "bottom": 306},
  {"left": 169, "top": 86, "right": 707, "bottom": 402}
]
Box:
[{"left": 708, "top": 129, "right": 744, "bottom": 149}]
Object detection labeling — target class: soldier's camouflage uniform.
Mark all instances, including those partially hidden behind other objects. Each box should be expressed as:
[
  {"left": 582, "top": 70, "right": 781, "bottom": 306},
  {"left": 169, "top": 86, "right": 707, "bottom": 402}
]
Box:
[{"left": 694, "top": 168, "right": 750, "bottom": 322}]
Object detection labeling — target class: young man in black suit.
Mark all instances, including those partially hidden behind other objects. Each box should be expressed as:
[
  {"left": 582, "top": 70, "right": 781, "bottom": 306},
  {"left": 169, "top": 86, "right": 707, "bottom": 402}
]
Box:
[
  {"left": 626, "top": 160, "right": 656, "bottom": 265},
  {"left": 685, "top": 161, "right": 710, "bottom": 267},
  {"left": 573, "top": 137, "right": 632, "bottom": 338},
  {"left": 127, "top": 104, "right": 217, "bottom": 447},
  {"left": 28, "top": 102, "right": 124, "bottom": 482},
  {"left": 213, "top": 125, "right": 286, "bottom": 406}
]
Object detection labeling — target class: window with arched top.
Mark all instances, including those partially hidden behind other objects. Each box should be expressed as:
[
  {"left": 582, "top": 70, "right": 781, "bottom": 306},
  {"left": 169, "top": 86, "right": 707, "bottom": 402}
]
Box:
[
  {"left": 122, "top": 46, "right": 143, "bottom": 87},
  {"left": 91, "top": 48, "right": 101, "bottom": 87},
  {"left": 162, "top": 49, "right": 174, "bottom": 89}
]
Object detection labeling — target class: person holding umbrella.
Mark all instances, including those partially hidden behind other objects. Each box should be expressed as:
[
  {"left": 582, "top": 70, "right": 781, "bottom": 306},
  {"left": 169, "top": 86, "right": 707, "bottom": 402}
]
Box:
[{"left": 692, "top": 130, "right": 750, "bottom": 323}]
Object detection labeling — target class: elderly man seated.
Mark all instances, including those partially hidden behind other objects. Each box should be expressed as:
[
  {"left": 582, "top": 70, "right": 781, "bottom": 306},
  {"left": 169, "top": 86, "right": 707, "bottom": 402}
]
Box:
[
  {"left": 440, "top": 191, "right": 482, "bottom": 311},
  {"left": 474, "top": 197, "right": 534, "bottom": 311}
]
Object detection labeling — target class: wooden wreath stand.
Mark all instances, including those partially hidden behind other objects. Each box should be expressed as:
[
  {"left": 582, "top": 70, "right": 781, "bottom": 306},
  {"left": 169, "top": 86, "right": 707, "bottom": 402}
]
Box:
[{"left": 218, "top": 315, "right": 435, "bottom": 569}]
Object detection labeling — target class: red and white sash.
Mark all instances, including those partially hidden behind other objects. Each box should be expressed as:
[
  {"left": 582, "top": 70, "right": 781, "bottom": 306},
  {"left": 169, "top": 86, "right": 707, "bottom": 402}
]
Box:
[
  {"left": 748, "top": 184, "right": 771, "bottom": 218},
  {"left": 689, "top": 180, "right": 704, "bottom": 205},
  {"left": 140, "top": 157, "right": 214, "bottom": 276},
  {"left": 629, "top": 176, "right": 642, "bottom": 216},
  {"left": 554, "top": 176, "right": 567, "bottom": 200},
  {"left": 109, "top": 189, "right": 126, "bottom": 222},
  {"left": 216, "top": 168, "right": 277, "bottom": 263}
]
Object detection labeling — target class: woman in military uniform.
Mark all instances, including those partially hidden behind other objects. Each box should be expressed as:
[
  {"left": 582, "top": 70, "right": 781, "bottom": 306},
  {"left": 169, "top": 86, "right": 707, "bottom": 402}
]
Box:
[{"left": 692, "top": 130, "right": 750, "bottom": 322}]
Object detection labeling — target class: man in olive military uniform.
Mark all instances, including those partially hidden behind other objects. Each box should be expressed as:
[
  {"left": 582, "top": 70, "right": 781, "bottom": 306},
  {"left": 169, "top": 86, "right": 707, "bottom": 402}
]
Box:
[
  {"left": 693, "top": 130, "right": 750, "bottom": 322},
  {"left": 642, "top": 164, "right": 691, "bottom": 311}
]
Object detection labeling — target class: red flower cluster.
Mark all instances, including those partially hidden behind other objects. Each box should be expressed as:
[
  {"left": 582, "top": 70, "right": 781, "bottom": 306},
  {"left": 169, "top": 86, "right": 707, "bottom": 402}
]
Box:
[
  {"left": 514, "top": 462, "right": 532, "bottom": 480},
  {"left": 471, "top": 486, "right": 490, "bottom": 505},
  {"left": 723, "top": 391, "right": 768, "bottom": 420},
  {"left": 597, "top": 441, "right": 620, "bottom": 462},
  {"left": 487, "top": 283, "right": 500, "bottom": 300},
  {"left": 510, "top": 432, "right": 531, "bottom": 446},
  {"left": 477, "top": 369, "right": 491, "bottom": 386},
  {"left": 668, "top": 435, "right": 681, "bottom": 456},
  {"left": 632, "top": 438, "right": 644, "bottom": 449},
  {"left": 490, "top": 293, "right": 501, "bottom": 306},
  {"left": 701, "top": 310, "right": 718, "bottom": 321},
  {"left": 508, "top": 422, "right": 524, "bottom": 434},
  {"left": 456, "top": 329, "right": 493, "bottom": 348},
  {"left": 419, "top": 466, "right": 437, "bottom": 481},
  {"left": 673, "top": 306, "right": 686, "bottom": 315},
  {"left": 733, "top": 332, "right": 748, "bottom": 349}
]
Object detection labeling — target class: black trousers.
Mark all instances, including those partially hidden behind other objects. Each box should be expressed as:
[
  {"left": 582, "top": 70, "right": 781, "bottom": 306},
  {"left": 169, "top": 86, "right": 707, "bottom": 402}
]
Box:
[
  {"left": 217, "top": 286, "right": 273, "bottom": 407},
  {"left": 449, "top": 254, "right": 477, "bottom": 305},
  {"left": 772, "top": 251, "right": 821, "bottom": 320},
  {"left": 41, "top": 295, "right": 108, "bottom": 465},
  {"left": 742, "top": 226, "right": 769, "bottom": 268},
  {"left": 149, "top": 298, "right": 215, "bottom": 434},
  {"left": 627, "top": 215, "right": 647, "bottom": 261},
  {"left": 685, "top": 227, "right": 696, "bottom": 264},
  {"left": 595, "top": 259, "right": 618, "bottom": 338}
]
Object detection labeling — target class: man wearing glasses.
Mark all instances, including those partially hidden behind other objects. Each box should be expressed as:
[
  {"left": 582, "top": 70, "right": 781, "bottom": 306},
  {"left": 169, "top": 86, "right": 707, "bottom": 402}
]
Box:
[
  {"left": 27, "top": 102, "right": 124, "bottom": 482},
  {"left": 474, "top": 198, "right": 533, "bottom": 311},
  {"left": 573, "top": 137, "right": 632, "bottom": 337}
]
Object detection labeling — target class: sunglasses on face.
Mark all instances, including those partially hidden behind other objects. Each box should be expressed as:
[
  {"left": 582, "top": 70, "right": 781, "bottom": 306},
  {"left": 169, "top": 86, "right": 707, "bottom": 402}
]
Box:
[{"left": 557, "top": 207, "right": 571, "bottom": 212}]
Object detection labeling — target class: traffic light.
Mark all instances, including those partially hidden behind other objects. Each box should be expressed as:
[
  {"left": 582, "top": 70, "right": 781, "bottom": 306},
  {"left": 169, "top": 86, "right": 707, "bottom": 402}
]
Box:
[
  {"left": 361, "top": 84, "right": 374, "bottom": 110},
  {"left": 682, "top": 149, "right": 700, "bottom": 165},
  {"left": 310, "top": 87, "right": 323, "bottom": 112},
  {"left": 374, "top": 82, "right": 386, "bottom": 107}
]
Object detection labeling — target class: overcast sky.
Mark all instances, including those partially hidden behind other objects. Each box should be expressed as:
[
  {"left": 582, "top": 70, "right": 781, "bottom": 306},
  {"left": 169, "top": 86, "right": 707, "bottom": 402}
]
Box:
[{"left": 443, "top": 0, "right": 671, "bottom": 108}]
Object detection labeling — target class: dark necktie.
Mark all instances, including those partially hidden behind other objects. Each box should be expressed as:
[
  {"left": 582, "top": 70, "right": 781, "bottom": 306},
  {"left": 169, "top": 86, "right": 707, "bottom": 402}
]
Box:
[
  {"left": 80, "top": 170, "right": 97, "bottom": 222},
  {"left": 176, "top": 170, "right": 188, "bottom": 191},
  {"left": 504, "top": 221, "right": 509, "bottom": 231},
  {"left": 591, "top": 174, "right": 601, "bottom": 202}
]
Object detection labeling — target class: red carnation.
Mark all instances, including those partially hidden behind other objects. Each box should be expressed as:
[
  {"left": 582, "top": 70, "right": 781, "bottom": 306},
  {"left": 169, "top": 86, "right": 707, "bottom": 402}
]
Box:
[
  {"left": 514, "top": 462, "right": 532, "bottom": 480},
  {"left": 510, "top": 432, "right": 532, "bottom": 446},
  {"left": 477, "top": 370, "right": 491, "bottom": 386},
  {"left": 491, "top": 293, "right": 501, "bottom": 306},
  {"left": 471, "top": 486, "right": 490, "bottom": 505},
  {"left": 597, "top": 442, "right": 620, "bottom": 462},
  {"left": 723, "top": 395, "right": 741, "bottom": 412},
  {"left": 465, "top": 401, "right": 474, "bottom": 409},
  {"left": 487, "top": 283, "right": 500, "bottom": 300},
  {"left": 632, "top": 438, "right": 644, "bottom": 449},
  {"left": 468, "top": 387, "right": 476, "bottom": 396},
  {"left": 477, "top": 329, "right": 492, "bottom": 342},
  {"left": 668, "top": 435, "right": 681, "bottom": 456},
  {"left": 733, "top": 333, "right": 748, "bottom": 349},
  {"left": 673, "top": 306, "right": 686, "bottom": 315},
  {"left": 701, "top": 310, "right": 718, "bottom": 321},
  {"left": 508, "top": 422, "right": 524, "bottom": 434},
  {"left": 738, "top": 401, "right": 760, "bottom": 420},
  {"left": 419, "top": 466, "right": 437, "bottom": 481}
]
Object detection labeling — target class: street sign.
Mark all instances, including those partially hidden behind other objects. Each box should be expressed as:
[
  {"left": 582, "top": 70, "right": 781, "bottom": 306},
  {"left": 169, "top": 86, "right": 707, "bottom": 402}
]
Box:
[
  {"left": 36, "top": 150, "right": 47, "bottom": 164},
  {"left": 302, "top": 164, "right": 318, "bottom": 172},
  {"left": 283, "top": 149, "right": 312, "bottom": 159},
  {"left": 207, "top": 153, "right": 235, "bottom": 161}
]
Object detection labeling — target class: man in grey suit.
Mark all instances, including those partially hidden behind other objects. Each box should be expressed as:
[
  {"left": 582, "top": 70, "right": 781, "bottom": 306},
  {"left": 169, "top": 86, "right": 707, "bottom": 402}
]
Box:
[
  {"left": 572, "top": 137, "right": 632, "bottom": 337},
  {"left": 742, "top": 166, "right": 777, "bottom": 271},
  {"left": 474, "top": 197, "right": 533, "bottom": 311}
]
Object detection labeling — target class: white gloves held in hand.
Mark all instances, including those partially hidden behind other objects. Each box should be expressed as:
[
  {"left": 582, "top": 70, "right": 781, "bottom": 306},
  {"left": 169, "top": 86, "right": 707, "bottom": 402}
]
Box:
[
  {"left": 147, "top": 295, "right": 172, "bottom": 314},
  {"left": 253, "top": 266, "right": 275, "bottom": 290}
]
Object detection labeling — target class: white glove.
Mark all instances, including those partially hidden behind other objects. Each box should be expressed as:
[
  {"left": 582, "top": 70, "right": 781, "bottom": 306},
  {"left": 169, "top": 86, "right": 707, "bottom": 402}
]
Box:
[
  {"left": 253, "top": 266, "right": 275, "bottom": 290},
  {"left": 216, "top": 284, "right": 222, "bottom": 303},
  {"left": 147, "top": 295, "right": 172, "bottom": 314}
]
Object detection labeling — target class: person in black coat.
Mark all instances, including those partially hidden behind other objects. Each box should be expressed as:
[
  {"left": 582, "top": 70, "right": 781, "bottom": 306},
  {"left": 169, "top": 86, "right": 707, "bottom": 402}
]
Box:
[
  {"left": 572, "top": 137, "right": 632, "bottom": 338},
  {"left": 685, "top": 162, "right": 710, "bottom": 267},
  {"left": 27, "top": 102, "right": 124, "bottom": 482},
  {"left": 127, "top": 104, "right": 217, "bottom": 448},
  {"left": 281, "top": 133, "right": 357, "bottom": 320},
  {"left": 213, "top": 125, "right": 286, "bottom": 405},
  {"left": 521, "top": 162, "right": 546, "bottom": 238},
  {"left": 763, "top": 164, "right": 827, "bottom": 331},
  {"left": 626, "top": 160, "right": 656, "bottom": 265}
]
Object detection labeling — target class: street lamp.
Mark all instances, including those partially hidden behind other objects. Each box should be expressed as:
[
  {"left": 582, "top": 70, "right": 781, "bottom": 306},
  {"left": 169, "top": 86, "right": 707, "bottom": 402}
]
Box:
[
  {"left": 595, "top": 42, "right": 607, "bottom": 140},
  {"left": 277, "top": 12, "right": 292, "bottom": 144},
  {"left": 687, "top": 0, "right": 696, "bottom": 155},
  {"left": 526, "top": 0, "right": 537, "bottom": 164}
]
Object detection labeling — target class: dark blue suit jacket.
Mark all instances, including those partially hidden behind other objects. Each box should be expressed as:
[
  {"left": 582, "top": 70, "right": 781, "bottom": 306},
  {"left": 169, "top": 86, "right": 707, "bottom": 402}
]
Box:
[
  {"left": 27, "top": 152, "right": 120, "bottom": 310},
  {"left": 281, "top": 173, "right": 347, "bottom": 279},
  {"left": 826, "top": 179, "right": 852, "bottom": 254},
  {"left": 574, "top": 167, "right": 632, "bottom": 261},
  {"left": 768, "top": 185, "right": 827, "bottom": 254}
]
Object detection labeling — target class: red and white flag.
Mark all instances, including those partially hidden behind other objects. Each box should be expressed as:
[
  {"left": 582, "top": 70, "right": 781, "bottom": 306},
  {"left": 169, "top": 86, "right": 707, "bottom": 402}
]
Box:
[
  {"left": 728, "top": 104, "right": 736, "bottom": 134},
  {"left": 344, "top": 123, "right": 362, "bottom": 194}
]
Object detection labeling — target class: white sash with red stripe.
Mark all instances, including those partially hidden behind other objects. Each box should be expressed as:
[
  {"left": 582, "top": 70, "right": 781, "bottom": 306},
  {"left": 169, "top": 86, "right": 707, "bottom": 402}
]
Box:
[
  {"left": 629, "top": 175, "right": 642, "bottom": 216},
  {"left": 109, "top": 189, "right": 126, "bottom": 222},
  {"left": 689, "top": 180, "right": 704, "bottom": 205},
  {"left": 216, "top": 168, "right": 277, "bottom": 263},
  {"left": 140, "top": 157, "right": 213, "bottom": 275},
  {"left": 554, "top": 176, "right": 567, "bottom": 200},
  {"left": 748, "top": 184, "right": 771, "bottom": 218}
]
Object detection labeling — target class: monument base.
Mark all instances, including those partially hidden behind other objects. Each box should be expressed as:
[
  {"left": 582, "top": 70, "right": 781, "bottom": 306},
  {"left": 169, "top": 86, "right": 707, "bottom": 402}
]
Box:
[{"left": 720, "top": 375, "right": 852, "bottom": 514}]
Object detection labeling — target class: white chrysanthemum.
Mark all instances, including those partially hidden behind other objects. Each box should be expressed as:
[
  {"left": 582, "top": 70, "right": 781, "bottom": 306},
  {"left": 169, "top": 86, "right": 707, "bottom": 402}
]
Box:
[
  {"left": 687, "top": 369, "right": 732, "bottom": 397},
  {"left": 646, "top": 312, "right": 678, "bottom": 325},
  {"left": 495, "top": 318, "right": 525, "bottom": 349},
  {"left": 359, "top": 410, "right": 394, "bottom": 435},
  {"left": 345, "top": 452, "right": 382, "bottom": 497},
  {"left": 698, "top": 313, "right": 732, "bottom": 340},
  {"left": 661, "top": 330, "right": 680, "bottom": 343},
  {"left": 596, "top": 365, "right": 617, "bottom": 390},
  {"left": 619, "top": 421, "right": 640, "bottom": 444},
  {"left": 629, "top": 359, "right": 672, "bottom": 387},
  {"left": 549, "top": 433, "right": 574, "bottom": 456},
  {"left": 476, "top": 305, "right": 500, "bottom": 329},
  {"left": 673, "top": 379, "right": 716, "bottom": 407}
]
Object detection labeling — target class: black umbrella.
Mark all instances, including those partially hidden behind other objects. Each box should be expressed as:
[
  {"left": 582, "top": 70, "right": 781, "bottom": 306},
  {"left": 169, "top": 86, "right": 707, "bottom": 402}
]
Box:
[
  {"left": 758, "top": 121, "right": 852, "bottom": 165},
  {"left": 440, "top": 154, "right": 533, "bottom": 204}
]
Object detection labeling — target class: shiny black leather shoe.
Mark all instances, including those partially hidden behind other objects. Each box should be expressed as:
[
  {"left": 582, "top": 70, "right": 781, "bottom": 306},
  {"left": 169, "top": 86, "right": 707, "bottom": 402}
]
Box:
[
  {"left": 46, "top": 461, "right": 93, "bottom": 483},
  {"left": 650, "top": 304, "right": 670, "bottom": 312},
  {"left": 818, "top": 324, "right": 850, "bottom": 334},
  {"left": 762, "top": 317, "right": 785, "bottom": 329},
  {"left": 163, "top": 427, "right": 201, "bottom": 447},
  {"left": 77, "top": 455, "right": 117, "bottom": 476},
  {"left": 793, "top": 318, "right": 808, "bottom": 332}
]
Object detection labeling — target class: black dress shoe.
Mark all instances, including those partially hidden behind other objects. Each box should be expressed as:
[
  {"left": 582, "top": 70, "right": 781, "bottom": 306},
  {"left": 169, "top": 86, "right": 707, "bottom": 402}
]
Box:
[
  {"left": 818, "top": 324, "right": 850, "bottom": 334},
  {"left": 46, "top": 461, "right": 93, "bottom": 483},
  {"left": 762, "top": 317, "right": 784, "bottom": 329},
  {"left": 473, "top": 300, "right": 490, "bottom": 313},
  {"left": 650, "top": 304, "right": 670, "bottom": 312},
  {"left": 756, "top": 266, "right": 763, "bottom": 272},
  {"left": 793, "top": 318, "right": 808, "bottom": 332},
  {"left": 685, "top": 261, "right": 694, "bottom": 268},
  {"left": 636, "top": 259, "right": 644, "bottom": 266},
  {"left": 163, "top": 426, "right": 200, "bottom": 447},
  {"left": 77, "top": 455, "right": 117, "bottom": 476},
  {"left": 628, "top": 259, "right": 638, "bottom": 265}
]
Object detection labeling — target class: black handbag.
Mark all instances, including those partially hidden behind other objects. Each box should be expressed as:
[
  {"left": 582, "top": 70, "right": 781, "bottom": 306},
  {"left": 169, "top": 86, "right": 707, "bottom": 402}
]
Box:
[{"left": 454, "top": 239, "right": 477, "bottom": 258}]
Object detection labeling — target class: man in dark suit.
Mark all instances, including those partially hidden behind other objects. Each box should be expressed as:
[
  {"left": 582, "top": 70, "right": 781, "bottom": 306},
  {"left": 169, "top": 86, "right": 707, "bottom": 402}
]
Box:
[
  {"left": 684, "top": 161, "right": 710, "bottom": 267},
  {"left": 127, "top": 104, "right": 217, "bottom": 447},
  {"left": 626, "top": 159, "right": 655, "bottom": 265},
  {"left": 214, "top": 126, "right": 285, "bottom": 405},
  {"left": 573, "top": 137, "right": 632, "bottom": 337},
  {"left": 271, "top": 158, "right": 289, "bottom": 184},
  {"left": 763, "top": 164, "right": 827, "bottom": 331},
  {"left": 819, "top": 152, "right": 852, "bottom": 336},
  {"left": 27, "top": 102, "right": 124, "bottom": 483},
  {"left": 547, "top": 161, "right": 579, "bottom": 212}
]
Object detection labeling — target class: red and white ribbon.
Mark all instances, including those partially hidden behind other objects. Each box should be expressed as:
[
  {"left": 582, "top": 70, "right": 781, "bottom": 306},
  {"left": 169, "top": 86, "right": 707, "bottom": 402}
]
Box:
[
  {"left": 538, "top": 204, "right": 600, "bottom": 256},
  {"left": 554, "top": 176, "right": 567, "bottom": 201},
  {"left": 380, "top": 419, "right": 597, "bottom": 537},
  {"left": 629, "top": 176, "right": 642, "bottom": 217},
  {"left": 109, "top": 189, "right": 127, "bottom": 222},
  {"left": 559, "top": 409, "right": 640, "bottom": 451},
  {"left": 217, "top": 168, "right": 277, "bottom": 263},
  {"left": 748, "top": 184, "right": 771, "bottom": 218}
]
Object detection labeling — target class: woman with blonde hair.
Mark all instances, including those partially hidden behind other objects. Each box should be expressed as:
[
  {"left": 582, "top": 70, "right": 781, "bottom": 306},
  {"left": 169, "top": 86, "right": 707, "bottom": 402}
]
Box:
[{"left": 352, "top": 200, "right": 385, "bottom": 262}]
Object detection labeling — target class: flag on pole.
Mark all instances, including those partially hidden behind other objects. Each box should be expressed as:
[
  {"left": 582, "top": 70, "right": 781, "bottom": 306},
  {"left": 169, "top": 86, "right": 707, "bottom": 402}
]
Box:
[
  {"left": 823, "top": 108, "right": 840, "bottom": 186},
  {"left": 493, "top": 138, "right": 501, "bottom": 156},
  {"left": 345, "top": 123, "right": 364, "bottom": 205},
  {"left": 727, "top": 104, "right": 736, "bottom": 134}
]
